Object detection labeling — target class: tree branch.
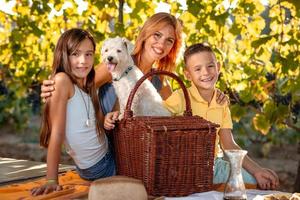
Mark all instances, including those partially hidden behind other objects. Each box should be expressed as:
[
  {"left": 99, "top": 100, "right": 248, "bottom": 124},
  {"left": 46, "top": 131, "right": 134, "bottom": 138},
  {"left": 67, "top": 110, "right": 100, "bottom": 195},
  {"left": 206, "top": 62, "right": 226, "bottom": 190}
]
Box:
[
  {"left": 118, "top": 0, "right": 124, "bottom": 24},
  {"left": 0, "top": 10, "right": 14, "bottom": 16},
  {"left": 247, "top": 104, "right": 262, "bottom": 114},
  {"left": 285, "top": 119, "right": 300, "bottom": 132}
]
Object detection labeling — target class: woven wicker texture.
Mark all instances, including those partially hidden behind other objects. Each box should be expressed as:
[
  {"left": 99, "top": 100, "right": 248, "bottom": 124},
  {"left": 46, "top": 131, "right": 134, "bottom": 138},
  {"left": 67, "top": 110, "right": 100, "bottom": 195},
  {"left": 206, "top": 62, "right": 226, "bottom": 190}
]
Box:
[{"left": 113, "top": 70, "right": 219, "bottom": 197}]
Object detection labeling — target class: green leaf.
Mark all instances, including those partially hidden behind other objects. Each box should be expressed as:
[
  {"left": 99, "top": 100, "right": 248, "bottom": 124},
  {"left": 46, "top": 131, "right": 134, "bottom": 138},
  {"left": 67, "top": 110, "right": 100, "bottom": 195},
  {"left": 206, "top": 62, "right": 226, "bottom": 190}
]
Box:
[
  {"left": 283, "top": 0, "right": 300, "bottom": 17},
  {"left": 186, "top": 0, "right": 204, "bottom": 17},
  {"left": 230, "top": 104, "right": 247, "bottom": 122},
  {"left": 29, "top": 22, "right": 45, "bottom": 37},
  {"left": 53, "top": 0, "right": 64, "bottom": 12},
  {"left": 251, "top": 35, "right": 274, "bottom": 48},
  {"left": 240, "top": 2, "right": 256, "bottom": 15},
  {"left": 263, "top": 100, "right": 277, "bottom": 123},
  {"left": 239, "top": 88, "right": 255, "bottom": 103},
  {"left": 252, "top": 113, "right": 271, "bottom": 135},
  {"left": 213, "top": 12, "right": 230, "bottom": 26},
  {"left": 229, "top": 22, "right": 242, "bottom": 35}
]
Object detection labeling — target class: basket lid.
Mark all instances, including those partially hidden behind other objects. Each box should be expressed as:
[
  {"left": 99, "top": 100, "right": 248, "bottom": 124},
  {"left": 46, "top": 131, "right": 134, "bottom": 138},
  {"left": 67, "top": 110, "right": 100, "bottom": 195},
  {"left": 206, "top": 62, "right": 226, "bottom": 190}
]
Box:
[{"left": 123, "top": 115, "right": 219, "bottom": 132}]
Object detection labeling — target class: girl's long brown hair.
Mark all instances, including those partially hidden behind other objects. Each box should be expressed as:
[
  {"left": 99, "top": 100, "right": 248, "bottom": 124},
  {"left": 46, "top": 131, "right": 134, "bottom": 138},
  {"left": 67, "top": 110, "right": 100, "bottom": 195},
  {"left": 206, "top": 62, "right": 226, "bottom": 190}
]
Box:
[
  {"left": 132, "top": 12, "right": 183, "bottom": 73},
  {"left": 40, "top": 28, "right": 104, "bottom": 148}
]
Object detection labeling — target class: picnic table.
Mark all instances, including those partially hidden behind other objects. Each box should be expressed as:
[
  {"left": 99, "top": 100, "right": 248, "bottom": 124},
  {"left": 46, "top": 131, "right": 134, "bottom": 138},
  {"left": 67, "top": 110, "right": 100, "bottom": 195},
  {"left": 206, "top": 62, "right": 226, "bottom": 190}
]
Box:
[
  {"left": 165, "top": 190, "right": 287, "bottom": 200},
  {"left": 0, "top": 157, "right": 288, "bottom": 200},
  {"left": 0, "top": 157, "right": 75, "bottom": 186}
]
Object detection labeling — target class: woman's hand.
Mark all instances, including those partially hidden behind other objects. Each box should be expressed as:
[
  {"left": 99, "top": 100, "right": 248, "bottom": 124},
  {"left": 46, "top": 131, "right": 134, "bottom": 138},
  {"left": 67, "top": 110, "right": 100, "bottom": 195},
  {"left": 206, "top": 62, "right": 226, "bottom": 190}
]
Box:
[
  {"left": 253, "top": 168, "right": 279, "bottom": 190},
  {"left": 40, "top": 79, "right": 55, "bottom": 102},
  {"left": 31, "top": 182, "right": 62, "bottom": 196},
  {"left": 104, "top": 111, "right": 119, "bottom": 130},
  {"left": 216, "top": 89, "right": 230, "bottom": 105}
]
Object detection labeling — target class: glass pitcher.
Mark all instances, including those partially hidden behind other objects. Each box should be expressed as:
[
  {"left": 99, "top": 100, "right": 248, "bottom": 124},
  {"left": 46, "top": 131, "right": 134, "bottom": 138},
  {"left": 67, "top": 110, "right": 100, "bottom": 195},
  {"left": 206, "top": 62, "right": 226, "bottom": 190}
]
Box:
[{"left": 223, "top": 149, "right": 247, "bottom": 200}]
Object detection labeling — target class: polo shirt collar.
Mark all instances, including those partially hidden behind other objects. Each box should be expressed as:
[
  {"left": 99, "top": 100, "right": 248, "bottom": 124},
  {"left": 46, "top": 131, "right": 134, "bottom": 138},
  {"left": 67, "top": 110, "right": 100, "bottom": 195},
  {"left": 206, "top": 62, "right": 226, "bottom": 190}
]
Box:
[{"left": 189, "top": 82, "right": 218, "bottom": 107}]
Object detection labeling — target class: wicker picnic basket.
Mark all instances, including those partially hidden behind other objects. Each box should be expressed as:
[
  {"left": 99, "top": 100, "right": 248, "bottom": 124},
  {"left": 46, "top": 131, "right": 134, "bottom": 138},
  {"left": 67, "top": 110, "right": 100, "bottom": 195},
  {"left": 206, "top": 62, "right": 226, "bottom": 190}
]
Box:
[{"left": 112, "top": 70, "right": 219, "bottom": 197}]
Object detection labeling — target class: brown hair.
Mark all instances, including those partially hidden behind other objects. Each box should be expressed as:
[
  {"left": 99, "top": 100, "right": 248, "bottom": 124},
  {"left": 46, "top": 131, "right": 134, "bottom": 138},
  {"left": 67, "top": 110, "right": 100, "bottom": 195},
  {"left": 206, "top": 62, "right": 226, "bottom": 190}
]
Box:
[
  {"left": 40, "top": 28, "right": 104, "bottom": 148},
  {"left": 132, "top": 12, "right": 183, "bottom": 72},
  {"left": 183, "top": 43, "right": 215, "bottom": 66}
]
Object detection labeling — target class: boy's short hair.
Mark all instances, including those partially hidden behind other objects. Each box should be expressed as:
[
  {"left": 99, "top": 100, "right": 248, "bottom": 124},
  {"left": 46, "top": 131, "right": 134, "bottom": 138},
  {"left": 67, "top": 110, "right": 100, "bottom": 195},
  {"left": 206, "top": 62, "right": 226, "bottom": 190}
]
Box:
[{"left": 183, "top": 43, "right": 215, "bottom": 65}]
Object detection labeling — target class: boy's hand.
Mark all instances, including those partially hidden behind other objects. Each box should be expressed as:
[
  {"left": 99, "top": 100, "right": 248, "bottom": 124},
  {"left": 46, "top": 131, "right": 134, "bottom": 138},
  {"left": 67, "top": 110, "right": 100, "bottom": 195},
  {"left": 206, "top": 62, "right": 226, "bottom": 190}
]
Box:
[
  {"left": 40, "top": 79, "right": 55, "bottom": 103},
  {"left": 31, "top": 183, "right": 62, "bottom": 196},
  {"left": 254, "top": 168, "right": 279, "bottom": 190},
  {"left": 104, "top": 111, "right": 119, "bottom": 130},
  {"left": 216, "top": 89, "right": 230, "bottom": 105}
]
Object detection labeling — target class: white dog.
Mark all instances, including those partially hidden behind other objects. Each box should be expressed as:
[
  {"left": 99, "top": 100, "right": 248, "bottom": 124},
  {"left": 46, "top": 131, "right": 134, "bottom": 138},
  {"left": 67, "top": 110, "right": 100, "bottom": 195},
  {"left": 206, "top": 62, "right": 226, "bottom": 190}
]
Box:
[{"left": 101, "top": 37, "right": 170, "bottom": 118}]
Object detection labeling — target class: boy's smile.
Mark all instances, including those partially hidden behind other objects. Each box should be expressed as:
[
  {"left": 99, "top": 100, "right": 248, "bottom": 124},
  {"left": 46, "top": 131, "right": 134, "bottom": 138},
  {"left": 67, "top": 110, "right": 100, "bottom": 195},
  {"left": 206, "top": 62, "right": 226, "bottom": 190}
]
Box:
[{"left": 185, "top": 51, "right": 220, "bottom": 93}]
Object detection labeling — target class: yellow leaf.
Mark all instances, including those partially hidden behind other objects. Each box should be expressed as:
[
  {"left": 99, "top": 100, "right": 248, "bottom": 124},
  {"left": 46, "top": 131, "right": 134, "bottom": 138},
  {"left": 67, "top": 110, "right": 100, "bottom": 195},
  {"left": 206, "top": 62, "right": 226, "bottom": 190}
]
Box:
[
  {"left": 252, "top": 114, "right": 271, "bottom": 135},
  {"left": 269, "top": 4, "right": 281, "bottom": 18}
]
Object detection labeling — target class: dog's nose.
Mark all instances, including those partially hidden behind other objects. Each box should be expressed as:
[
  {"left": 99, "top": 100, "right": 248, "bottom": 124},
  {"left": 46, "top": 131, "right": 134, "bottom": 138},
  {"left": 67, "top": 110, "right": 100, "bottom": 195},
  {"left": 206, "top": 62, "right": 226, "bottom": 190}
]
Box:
[{"left": 107, "top": 56, "right": 113, "bottom": 62}]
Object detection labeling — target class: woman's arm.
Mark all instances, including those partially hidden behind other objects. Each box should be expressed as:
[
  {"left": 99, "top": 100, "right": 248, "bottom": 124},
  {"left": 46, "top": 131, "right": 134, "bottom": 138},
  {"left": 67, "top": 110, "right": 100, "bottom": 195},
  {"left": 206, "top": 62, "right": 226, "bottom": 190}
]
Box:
[
  {"left": 158, "top": 76, "right": 172, "bottom": 100},
  {"left": 159, "top": 84, "right": 172, "bottom": 100},
  {"left": 219, "top": 129, "right": 279, "bottom": 190},
  {"left": 94, "top": 63, "right": 112, "bottom": 88},
  {"left": 32, "top": 73, "right": 72, "bottom": 196},
  {"left": 41, "top": 63, "right": 111, "bottom": 101}
]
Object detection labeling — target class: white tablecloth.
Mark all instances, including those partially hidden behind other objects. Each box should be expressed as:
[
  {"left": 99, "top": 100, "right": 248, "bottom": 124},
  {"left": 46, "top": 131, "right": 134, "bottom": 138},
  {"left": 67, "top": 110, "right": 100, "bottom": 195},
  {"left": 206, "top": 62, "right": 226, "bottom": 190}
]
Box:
[{"left": 166, "top": 189, "right": 284, "bottom": 200}]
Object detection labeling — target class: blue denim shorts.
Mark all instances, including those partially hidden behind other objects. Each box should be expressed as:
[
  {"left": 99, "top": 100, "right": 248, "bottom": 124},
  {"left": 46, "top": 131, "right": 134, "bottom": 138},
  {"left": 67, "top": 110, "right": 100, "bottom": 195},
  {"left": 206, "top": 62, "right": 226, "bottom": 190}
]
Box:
[
  {"left": 76, "top": 150, "right": 116, "bottom": 181},
  {"left": 213, "top": 157, "right": 257, "bottom": 184}
]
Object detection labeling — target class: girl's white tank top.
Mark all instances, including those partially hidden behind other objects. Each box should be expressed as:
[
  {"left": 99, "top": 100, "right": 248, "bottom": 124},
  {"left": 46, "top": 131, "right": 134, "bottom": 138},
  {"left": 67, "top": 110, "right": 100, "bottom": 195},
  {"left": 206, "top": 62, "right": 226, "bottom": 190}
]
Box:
[{"left": 64, "top": 85, "right": 108, "bottom": 169}]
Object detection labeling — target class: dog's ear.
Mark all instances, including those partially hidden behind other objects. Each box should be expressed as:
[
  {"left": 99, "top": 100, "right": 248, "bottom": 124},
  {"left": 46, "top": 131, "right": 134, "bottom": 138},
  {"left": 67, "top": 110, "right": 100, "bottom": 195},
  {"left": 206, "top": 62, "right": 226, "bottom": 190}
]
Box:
[{"left": 122, "top": 37, "right": 134, "bottom": 55}]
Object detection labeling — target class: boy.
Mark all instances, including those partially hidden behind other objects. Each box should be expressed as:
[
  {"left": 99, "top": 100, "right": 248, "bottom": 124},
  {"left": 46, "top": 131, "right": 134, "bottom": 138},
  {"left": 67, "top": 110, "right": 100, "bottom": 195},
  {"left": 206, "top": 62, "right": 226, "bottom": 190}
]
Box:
[{"left": 163, "top": 43, "right": 279, "bottom": 190}]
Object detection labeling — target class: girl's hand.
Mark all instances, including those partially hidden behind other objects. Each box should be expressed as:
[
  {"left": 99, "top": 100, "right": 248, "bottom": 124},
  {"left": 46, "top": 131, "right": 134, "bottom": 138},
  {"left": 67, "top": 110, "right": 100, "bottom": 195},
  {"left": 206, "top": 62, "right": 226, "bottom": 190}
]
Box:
[
  {"left": 40, "top": 79, "right": 55, "bottom": 102},
  {"left": 31, "top": 182, "right": 62, "bottom": 196},
  {"left": 104, "top": 111, "right": 119, "bottom": 130},
  {"left": 216, "top": 89, "right": 230, "bottom": 105},
  {"left": 254, "top": 168, "right": 279, "bottom": 190}
]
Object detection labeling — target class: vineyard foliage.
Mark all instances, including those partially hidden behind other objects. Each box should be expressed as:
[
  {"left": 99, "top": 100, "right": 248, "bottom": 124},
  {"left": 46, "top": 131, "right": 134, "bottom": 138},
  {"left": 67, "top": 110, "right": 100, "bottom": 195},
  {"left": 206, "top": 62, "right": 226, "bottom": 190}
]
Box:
[{"left": 0, "top": 0, "right": 299, "bottom": 143}]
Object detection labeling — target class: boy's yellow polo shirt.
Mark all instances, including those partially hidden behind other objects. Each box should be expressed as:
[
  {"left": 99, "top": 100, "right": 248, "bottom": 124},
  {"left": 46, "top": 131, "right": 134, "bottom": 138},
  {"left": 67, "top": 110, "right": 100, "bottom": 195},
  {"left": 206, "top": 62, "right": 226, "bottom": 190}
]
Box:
[{"left": 163, "top": 82, "right": 233, "bottom": 157}]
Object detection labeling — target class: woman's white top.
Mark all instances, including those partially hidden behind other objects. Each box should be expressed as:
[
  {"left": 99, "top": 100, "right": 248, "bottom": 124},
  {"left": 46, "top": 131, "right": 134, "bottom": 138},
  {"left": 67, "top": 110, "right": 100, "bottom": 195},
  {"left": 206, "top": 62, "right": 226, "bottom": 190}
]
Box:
[{"left": 64, "top": 85, "right": 108, "bottom": 169}]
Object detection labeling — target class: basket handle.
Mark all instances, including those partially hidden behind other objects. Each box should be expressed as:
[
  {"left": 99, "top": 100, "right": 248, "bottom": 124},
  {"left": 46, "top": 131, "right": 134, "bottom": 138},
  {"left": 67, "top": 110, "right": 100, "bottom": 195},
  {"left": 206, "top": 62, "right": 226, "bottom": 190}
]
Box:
[{"left": 124, "top": 70, "right": 192, "bottom": 118}]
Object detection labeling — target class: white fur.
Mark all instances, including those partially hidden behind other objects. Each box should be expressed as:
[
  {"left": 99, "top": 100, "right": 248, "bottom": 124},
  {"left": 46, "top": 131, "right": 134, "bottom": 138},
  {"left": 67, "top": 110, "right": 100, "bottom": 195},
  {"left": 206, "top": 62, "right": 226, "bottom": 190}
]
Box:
[{"left": 101, "top": 37, "right": 171, "bottom": 118}]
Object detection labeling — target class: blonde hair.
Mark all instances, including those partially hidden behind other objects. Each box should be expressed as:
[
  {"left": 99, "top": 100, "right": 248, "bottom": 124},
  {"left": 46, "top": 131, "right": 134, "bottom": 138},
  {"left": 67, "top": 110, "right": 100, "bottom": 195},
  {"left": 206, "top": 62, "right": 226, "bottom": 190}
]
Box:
[{"left": 132, "top": 12, "right": 183, "bottom": 72}]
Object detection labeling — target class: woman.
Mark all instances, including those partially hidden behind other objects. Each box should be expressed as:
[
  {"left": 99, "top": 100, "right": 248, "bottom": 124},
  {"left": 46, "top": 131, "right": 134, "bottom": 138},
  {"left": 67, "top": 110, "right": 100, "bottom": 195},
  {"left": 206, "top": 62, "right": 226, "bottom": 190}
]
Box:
[{"left": 41, "top": 12, "right": 227, "bottom": 114}]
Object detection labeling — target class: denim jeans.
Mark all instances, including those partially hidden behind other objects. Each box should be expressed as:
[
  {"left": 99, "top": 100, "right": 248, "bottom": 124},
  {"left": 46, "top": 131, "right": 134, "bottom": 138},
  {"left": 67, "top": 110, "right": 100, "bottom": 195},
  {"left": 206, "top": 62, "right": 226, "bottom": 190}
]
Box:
[{"left": 76, "top": 150, "right": 116, "bottom": 181}]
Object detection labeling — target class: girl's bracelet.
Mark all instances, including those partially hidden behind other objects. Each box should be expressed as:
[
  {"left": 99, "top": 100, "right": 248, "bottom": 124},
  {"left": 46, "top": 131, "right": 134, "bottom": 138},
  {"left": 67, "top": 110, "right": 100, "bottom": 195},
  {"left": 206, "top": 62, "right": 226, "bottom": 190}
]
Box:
[{"left": 46, "top": 179, "right": 58, "bottom": 185}]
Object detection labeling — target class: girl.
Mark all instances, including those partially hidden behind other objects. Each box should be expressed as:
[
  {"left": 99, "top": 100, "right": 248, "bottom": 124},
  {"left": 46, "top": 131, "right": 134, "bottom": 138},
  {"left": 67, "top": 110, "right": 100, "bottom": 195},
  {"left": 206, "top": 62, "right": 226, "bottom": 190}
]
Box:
[
  {"left": 40, "top": 13, "right": 228, "bottom": 115},
  {"left": 31, "top": 28, "right": 115, "bottom": 196}
]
